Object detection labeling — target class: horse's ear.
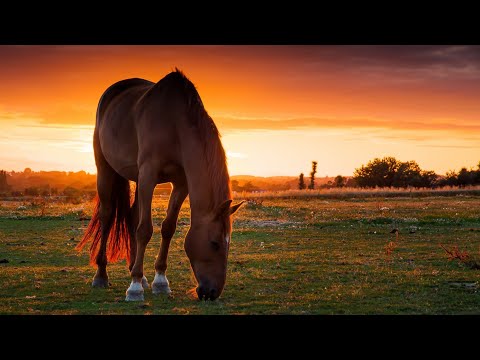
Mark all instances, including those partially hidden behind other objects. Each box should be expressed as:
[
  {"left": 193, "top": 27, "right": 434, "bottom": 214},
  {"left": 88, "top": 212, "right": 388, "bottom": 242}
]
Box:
[
  {"left": 229, "top": 200, "right": 246, "bottom": 216},
  {"left": 216, "top": 199, "right": 233, "bottom": 218},
  {"left": 216, "top": 200, "right": 246, "bottom": 218}
]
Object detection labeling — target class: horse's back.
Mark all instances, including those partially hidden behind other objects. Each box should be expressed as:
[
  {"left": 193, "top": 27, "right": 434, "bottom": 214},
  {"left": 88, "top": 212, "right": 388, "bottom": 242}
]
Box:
[
  {"left": 96, "top": 78, "right": 154, "bottom": 181},
  {"left": 96, "top": 78, "right": 153, "bottom": 124},
  {"left": 95, "top": 73, "right": 191, "bottom": 184}
]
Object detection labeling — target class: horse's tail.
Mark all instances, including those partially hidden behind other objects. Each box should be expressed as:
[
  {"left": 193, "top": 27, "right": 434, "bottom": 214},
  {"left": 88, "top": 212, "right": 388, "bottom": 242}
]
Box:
[{"left": 76, "top": 173, "right": 135, "bottom": 267}]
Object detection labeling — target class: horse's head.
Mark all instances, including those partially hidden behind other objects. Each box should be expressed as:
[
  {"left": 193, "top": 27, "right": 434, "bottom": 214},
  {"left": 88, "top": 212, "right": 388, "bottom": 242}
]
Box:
[{"left": 184, "top": 199, "right": 245, "bottom": 300}]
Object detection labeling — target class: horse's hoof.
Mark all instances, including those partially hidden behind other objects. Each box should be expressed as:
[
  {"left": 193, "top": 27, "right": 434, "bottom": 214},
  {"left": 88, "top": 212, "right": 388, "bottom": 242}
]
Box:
[
  {"left": 92, "top": 277, "right": 109, "bottom": 288},
  {"left": 151, "top": 273, "right": 172, "bottom": 295},
  {"left": 125, "top": 281, "right": 144, "bottom": 302},
  {"left": 125, "top": 292, "right": 145, "bottom": 302},
  {"left": 152, "top": 283, "right": 172, "bottom": 295},
  {"left": 141, "top": 276, "right": 149, "bottom": 289}
]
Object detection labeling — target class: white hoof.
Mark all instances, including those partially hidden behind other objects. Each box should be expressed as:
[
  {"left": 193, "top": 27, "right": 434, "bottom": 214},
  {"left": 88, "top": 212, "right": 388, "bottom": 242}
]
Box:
[
  {"left": 141, "top": 276, "right": 149, "bottom": 289},
  {"left": 125, "top": 281, "right": 144, "bottom": 302},
  {"left": 151, "top": 272, "right": 172, "bottom": 295}
]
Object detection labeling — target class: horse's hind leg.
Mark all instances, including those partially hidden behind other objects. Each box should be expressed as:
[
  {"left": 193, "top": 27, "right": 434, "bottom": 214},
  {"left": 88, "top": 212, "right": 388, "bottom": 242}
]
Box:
[
  {"left": 152, "top": 182, "right": 188, "bottom": 295},
  {"left": 92, "top": 167, "right": 115, "bottom": 288},
  {"left": 125, "top": 168, "right": 156, "bottom": 301}
]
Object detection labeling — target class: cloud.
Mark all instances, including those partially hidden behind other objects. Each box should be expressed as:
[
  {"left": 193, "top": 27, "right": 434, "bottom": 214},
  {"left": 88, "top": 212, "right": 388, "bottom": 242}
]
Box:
[
  {"left": 215, "top": 115, "right": 480, "bottom": 134},
  {"left": 226, "top": 151, "right": 248, "bottom": 159},
  {"left": 417, "top": 144, "right": 476, "bottom": 149}
]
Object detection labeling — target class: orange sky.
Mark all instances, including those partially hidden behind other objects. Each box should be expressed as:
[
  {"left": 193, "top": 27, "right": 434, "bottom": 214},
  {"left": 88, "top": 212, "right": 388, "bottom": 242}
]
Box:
[{"left": 0, "top": 45, "right": 479, "bottom": 176}]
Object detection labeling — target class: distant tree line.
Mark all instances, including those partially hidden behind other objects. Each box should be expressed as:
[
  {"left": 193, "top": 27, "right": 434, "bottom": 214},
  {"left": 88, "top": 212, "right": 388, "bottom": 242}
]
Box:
[
  {"left": 441, "top": 166, "right": 480, "bottom": 188},
  {"left": 231, "top": 180, "right": 259, "bottom": 192},
  {"left": 296, "top": 157, "right": 480, "bottom": 190},
  {"left": 353, "top": 157, "right": 436, "bottom": 188},
  {"left": 0, "top": 168, "right": 97, "bottom": 202},
  {"left": 353, "top": 157, "right": 480, "bottom": 188},
  {"left": 0, "top": 170, "right": 11, "bottom": 194}
]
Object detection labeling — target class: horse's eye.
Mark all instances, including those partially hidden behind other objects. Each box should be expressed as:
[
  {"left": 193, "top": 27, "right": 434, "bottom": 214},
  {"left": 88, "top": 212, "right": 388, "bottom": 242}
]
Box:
[{"left": 210, "top": 241, "right": 221, "bottom": 251}]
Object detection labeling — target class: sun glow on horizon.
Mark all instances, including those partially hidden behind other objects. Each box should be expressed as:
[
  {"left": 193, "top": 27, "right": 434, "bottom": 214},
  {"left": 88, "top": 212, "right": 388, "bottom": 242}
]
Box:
[{"left": 1, "top": 45, "right": 479, "bottom": 177}]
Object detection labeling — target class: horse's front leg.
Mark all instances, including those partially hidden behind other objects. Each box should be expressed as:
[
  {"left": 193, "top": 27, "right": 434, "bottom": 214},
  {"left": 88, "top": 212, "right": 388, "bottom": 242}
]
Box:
[
  {"left": 125, "top": 169, "right": 156, "bottom": 302},
  {"left": 152, "top": 182, "right": 188, "bottom": 295}
]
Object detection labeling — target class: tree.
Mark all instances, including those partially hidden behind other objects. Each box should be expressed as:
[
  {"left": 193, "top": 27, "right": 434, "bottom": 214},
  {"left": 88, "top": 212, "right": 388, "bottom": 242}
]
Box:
[
  {"left": 345, "top": 177, "right": 358, "bottom": 188},
  {"left": 334, "top": 175, "right": 345, "bottom": 188},
  {"left": 24, "top": 168, "right": 32, "bottom": 175},
  {"left": 231, "top": 180, "right": 242, "bottom": 192},
  {"left": 353, "top": 156, "right": 437, "bottom": 188},
  {"left": 443, "top": 170, "right": 458, "bottom": 187},
  {"left": 392, "top": 160, "right": 426, "bottom": 188},
  {"left": 298, "top": 173, "right": 306, "bottom": 190},
  {"left": 457, "top": 167, "right": 474, "bottom": 187},
  {"left": 475, "top": 164, "right": 480, "bottom": 184},
  {"left": 0, "top": 170, "right": 11, "bottom": 193},
  {"left": 241, "top": 181, "right": 258, "bottom": 192},
  {"left": 419, "top": 170, "right": 438, "bottom": 188},
  {"left": 308, "top": 161, "right": 317, "bottom": 189},
  {"left": 354, "top": 157, "right": 399, "bottom": 188}
]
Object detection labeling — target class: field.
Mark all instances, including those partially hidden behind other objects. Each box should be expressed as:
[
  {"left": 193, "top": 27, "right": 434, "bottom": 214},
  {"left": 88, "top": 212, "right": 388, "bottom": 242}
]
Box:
[{"left": 1, "top": 191, "right": 480, "bottom": 314}]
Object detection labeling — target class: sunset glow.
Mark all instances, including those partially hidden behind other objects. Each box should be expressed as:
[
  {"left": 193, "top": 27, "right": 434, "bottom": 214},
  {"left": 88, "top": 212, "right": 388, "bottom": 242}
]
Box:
[{"left": 1, "top": 45, "right": 479, "bottom": 176}]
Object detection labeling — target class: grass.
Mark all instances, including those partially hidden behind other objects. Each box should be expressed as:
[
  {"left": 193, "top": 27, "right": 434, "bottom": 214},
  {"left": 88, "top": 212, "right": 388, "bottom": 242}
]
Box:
[
  {"left": 238, "top": 185, "right": 480, "bottom": 199},
  {"left": 1, "top": 193, "right": 480, "bottom": 314}
]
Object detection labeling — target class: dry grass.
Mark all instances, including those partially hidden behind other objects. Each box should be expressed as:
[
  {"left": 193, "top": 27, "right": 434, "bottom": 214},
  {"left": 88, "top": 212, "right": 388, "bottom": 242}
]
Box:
[
  {"left": 235, "top": 185, "right": 480, "bottom": 200},
  {"left": 440, "top": 244, "right": 480, "bottom": 270},
  {"left": 1, "top": 194, "right": 480, "bottom": 314}
]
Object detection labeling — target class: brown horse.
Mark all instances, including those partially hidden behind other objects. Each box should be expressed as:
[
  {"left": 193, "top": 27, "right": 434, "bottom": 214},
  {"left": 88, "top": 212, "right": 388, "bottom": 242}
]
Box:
[{"left": 77, "top": 69, "right": 244, "bottom": 301}]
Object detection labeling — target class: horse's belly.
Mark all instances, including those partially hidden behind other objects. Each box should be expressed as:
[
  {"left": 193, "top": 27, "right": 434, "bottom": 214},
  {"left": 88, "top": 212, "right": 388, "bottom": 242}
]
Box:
[{"left": 99, "top": 123, "right": 139, "bottom": 182}]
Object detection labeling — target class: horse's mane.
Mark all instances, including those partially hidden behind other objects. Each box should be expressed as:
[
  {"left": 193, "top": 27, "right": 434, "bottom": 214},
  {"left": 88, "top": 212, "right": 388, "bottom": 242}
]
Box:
[{"left": 165, "top": 68, "right": 232, "bottom": 213}]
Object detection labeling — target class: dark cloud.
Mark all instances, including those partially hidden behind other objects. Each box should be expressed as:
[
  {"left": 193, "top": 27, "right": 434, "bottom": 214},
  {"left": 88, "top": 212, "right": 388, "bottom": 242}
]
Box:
[
  {"left": 0, "top": 45, "right": 479, "bottom": 129},
  {"left": 1, "top": 45, "right": 479, "bottom": 75}
]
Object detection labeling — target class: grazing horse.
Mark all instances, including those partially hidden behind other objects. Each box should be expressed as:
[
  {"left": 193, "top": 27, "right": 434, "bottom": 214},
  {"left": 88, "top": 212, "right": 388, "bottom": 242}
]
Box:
[{"left": 77, "top": 69, "right": 244, "bottom": 301}]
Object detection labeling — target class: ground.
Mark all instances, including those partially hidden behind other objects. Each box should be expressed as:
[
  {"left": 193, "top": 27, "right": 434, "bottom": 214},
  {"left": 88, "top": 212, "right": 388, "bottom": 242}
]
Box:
[{"left": 1, "top": 194, "right": 480, "bottom": 314}]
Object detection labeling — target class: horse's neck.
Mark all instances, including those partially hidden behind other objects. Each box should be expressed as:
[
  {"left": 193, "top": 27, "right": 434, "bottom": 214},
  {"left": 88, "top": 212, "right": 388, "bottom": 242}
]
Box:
[{"left": 180, "top": 134, "right": 217, "bottom": 218}]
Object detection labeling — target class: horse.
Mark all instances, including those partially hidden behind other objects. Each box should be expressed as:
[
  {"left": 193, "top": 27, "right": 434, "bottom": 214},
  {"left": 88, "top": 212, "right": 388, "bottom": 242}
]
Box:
[{"left": 76, "top": 68, "right": 245, "bottom": 301}]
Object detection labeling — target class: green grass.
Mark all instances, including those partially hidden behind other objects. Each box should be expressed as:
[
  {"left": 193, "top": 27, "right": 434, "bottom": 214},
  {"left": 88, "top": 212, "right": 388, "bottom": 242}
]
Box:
[{"left": 1, "top": 195, "right": 480, "bottom": 314}]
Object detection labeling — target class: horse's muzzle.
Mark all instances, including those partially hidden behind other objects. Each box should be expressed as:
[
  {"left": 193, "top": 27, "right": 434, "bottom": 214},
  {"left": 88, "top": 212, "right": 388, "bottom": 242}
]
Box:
[{"left": 196, "top": 285, "right": 219, "bottom": 301}]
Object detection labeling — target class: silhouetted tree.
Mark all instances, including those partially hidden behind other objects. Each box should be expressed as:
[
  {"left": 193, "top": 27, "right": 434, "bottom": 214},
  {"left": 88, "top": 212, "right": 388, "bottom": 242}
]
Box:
[
  {"left": 0, "top": 170, "right": 10, "bottom": 193},
  {"left": 457, "top": 167, "right": 475, "bottom": 188},
  {"left": 334, "top": 175, "right": 345, "bottom": 188},
  {"left": 475, "top": 163, "right": 480, "bottom": 184},
  {"left": 308, "top": 161, "right": 317, "bottom": 189},
  {"left": 345, "top": 177, "right": 358, "bottom": 188},
  {"left": 354, "top": 157, "right": 437, "bottom": 188},
  {"left": 298, "top": 173, "right": 306, "bottom": 190},
  {"left": 442, "top": 170, "right": 458, "bottom": 187},
  {"left": 231, "top": 180, "right": 242, "bottom": 192},
  {"left": 419, "top": 170, "right": 438, "bottom": 188},
  {"left": 242, "top": 181, "right": 258, "bottom": 192},
  {"left": 24, "top": 168, "right": 32, "bottom": 175},
  {"left": 354, "top": 157, "right": 399, "bottom": 188}
]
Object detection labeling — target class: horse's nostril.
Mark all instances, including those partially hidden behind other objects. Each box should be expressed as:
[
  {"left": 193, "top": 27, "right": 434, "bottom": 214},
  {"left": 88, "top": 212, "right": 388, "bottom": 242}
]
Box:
[{"left": 196, "top": 284, "right": 218, "bottom": 301}]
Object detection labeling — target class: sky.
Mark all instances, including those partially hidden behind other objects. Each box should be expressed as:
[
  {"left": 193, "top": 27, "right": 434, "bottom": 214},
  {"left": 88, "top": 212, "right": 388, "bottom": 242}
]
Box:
[{"left": 0, "top": 45, "right": 479, "bottom": 177}]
